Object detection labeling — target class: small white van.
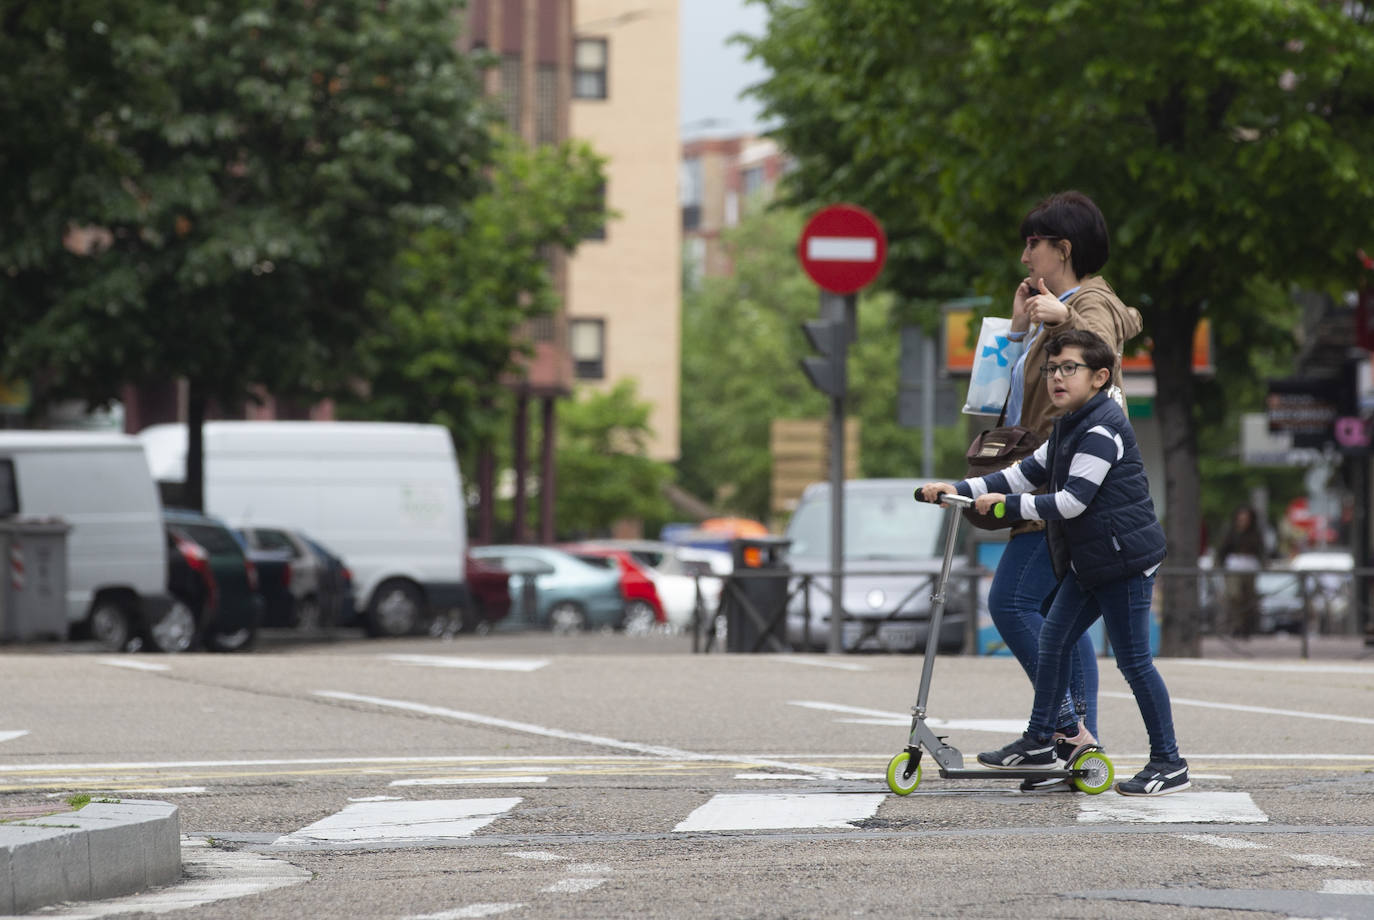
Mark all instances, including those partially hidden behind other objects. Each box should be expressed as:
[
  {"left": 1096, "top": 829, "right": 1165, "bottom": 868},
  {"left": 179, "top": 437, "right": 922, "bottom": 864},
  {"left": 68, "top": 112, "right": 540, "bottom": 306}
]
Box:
[
  {"left": 0, "top": 432, "right": 171, "bottom": 649},
  {"left": 139, "top": 421, "right": 468, "bottom": 636}
]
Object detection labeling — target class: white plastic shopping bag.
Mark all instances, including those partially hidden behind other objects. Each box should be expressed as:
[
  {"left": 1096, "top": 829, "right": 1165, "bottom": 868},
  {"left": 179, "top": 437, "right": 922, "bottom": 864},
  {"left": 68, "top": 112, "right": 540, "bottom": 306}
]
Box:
[{"left": 961, "top": 316, "right": 1023, "bottom": 416}]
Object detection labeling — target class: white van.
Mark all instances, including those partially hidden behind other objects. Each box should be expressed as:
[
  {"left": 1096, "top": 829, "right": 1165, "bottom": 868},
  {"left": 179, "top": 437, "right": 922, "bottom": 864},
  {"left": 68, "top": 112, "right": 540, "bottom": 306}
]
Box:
[
  {"left": 0, "top": 432, "right": 171, "bottom": 649},
  {"left": 139, "top": 421, "right": 468, "bottom": 636}
]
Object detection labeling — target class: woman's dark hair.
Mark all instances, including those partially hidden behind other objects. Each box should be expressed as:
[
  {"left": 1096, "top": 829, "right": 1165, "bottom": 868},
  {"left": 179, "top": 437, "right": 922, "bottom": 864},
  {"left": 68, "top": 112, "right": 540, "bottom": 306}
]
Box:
[
  {"left": 1019, "top": 190, "right": 1109, "bottom": 277},
  {"left": 1046, "top": 329, "right": 1114, "bottom": 372}
]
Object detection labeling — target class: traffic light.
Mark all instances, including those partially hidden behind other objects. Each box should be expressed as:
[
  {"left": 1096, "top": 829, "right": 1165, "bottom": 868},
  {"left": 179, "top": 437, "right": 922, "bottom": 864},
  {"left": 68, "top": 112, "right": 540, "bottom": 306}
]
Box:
[{"left": 800, "top": 318, "right": 847, "bottom": 398}]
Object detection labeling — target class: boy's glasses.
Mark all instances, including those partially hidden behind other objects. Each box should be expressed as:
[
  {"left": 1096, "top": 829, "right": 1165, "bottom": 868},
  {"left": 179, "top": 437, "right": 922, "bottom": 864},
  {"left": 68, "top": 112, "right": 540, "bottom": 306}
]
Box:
[{"left": 1040, "top": 361, "right": 1090, "bottom": 378}]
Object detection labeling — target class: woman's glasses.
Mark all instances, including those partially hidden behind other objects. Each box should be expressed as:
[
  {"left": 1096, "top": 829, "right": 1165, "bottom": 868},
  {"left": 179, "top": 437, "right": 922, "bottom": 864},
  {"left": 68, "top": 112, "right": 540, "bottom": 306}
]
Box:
[
  {"left": 1024, "top": 235, "right": 1061, "bottom": 249},
  {"left": 1040, "top": 361, "right": 1091, "bottom": 378}
]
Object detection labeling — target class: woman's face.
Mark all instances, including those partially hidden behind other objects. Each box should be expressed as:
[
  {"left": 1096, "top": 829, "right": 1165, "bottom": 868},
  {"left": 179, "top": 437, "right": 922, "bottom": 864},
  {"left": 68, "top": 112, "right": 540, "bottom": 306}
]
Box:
[{"left": 1021, "top": 234, "right": 1065, "bottom": 284}]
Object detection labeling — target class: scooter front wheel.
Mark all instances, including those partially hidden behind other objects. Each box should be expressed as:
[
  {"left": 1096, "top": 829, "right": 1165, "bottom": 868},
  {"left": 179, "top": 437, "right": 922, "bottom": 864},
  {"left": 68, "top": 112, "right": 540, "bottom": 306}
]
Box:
[
  {"left": 886, "top": 751, "right": 922, "bottom": 795},
  {"left": 1071, "top": 748, "right": 1114, "bottom": 795}
]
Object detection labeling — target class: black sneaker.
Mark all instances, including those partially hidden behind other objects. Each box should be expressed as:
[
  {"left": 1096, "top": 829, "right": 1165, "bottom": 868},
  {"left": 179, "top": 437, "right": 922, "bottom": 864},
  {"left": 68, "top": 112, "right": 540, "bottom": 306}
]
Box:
[
  {"left": 1115, "top": 759, "right": 1190, "bottom": 796},
  {"left": 1019, "top": 776, "right": 1073, "bottom": 792},
  {"left": 977, "top": 734, "right": 1056, "bottom": 770}
]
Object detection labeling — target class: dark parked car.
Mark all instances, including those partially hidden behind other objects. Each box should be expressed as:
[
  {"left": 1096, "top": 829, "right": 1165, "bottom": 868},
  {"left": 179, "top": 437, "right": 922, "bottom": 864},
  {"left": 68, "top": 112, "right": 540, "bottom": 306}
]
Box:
[
  {"left": 150, "top": 528, "right": 214, "bottom": 653},
  {"left": 303, "top": 535, "right": 355, "bottom": 631},
  {"left": 462, "top": 552, "right": 511, "bottom": 634},
  {"left": 163, "top": 509, "right": 263, "bottom": 652}
]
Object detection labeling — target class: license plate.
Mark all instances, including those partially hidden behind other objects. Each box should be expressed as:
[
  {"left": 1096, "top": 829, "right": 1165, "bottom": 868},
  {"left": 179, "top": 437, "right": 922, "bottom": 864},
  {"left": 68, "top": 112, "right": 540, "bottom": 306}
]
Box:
[{"left": 844, "top": 622, "right": 919, "bottom": 651}]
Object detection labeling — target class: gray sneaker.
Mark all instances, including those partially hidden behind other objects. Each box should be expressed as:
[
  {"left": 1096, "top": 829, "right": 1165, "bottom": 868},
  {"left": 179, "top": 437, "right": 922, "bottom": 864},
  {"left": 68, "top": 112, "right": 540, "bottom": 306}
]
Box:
[
  {"left": 1115, "top": 759, "right": 1190, "bottom": 796},
  {"left": 977, "top": 734, "right": 1056, "bottom": 770}
]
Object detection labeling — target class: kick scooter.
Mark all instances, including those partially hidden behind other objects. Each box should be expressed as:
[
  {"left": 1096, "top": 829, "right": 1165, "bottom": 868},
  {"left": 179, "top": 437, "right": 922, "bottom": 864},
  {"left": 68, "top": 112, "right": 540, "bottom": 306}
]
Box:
[{"left": 884, "top": 490, "right": 1115, "bottom": 796}]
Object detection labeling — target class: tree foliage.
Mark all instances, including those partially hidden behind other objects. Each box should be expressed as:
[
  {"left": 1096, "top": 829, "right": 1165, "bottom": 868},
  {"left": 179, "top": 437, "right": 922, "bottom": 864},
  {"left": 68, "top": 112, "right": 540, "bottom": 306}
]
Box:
[{"left": 744, "top": 0, "right": 1374, "bottom": 653}]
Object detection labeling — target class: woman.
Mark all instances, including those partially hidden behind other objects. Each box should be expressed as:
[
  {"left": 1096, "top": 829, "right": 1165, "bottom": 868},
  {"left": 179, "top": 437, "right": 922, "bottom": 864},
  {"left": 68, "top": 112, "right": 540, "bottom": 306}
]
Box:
[
  {"left": 985, "top": 191, "right": 1143, "bottom": 788},
  {"left": 1216, "top": 505, "right": 1265, "bottom": 638}
]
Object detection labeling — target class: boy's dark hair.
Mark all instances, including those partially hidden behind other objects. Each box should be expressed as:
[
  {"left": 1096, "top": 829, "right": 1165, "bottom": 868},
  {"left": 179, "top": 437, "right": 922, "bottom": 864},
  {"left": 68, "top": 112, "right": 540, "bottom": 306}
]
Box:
[
  {"left": 1046, "top": 329, "right": 1115, "bottom": 372},
  {"left": 1019, "top": 191, "right": 1109, "bottom": 278}
]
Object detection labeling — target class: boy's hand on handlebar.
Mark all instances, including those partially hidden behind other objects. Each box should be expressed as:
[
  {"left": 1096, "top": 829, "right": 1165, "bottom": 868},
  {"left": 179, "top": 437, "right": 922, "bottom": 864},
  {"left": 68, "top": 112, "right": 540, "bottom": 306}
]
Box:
[
  {"left": 974, "top": 493, "right": 1006, "bottom": 514},
  {"left": 919, "top": 482, "right": 955, "bottom": 503}
]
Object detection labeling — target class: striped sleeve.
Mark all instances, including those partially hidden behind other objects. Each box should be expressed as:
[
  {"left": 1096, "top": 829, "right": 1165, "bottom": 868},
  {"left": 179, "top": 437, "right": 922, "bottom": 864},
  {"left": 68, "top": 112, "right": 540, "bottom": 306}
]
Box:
[
  {"left": 1011, "top": 425, "right": 1123, "bottom": 522},
  {"left": 956, "top": 440, "right": 1051, "bottom": 499}
]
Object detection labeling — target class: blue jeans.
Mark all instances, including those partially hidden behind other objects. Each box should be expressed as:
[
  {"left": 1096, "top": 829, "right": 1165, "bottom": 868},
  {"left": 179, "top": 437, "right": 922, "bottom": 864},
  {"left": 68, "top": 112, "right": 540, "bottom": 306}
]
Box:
[
  {"left": 989, "top": 531, "right": 1099, "bottom": 738},
  {"left": 1027, "top": 570, "right": 1181, "bottom": 764}
]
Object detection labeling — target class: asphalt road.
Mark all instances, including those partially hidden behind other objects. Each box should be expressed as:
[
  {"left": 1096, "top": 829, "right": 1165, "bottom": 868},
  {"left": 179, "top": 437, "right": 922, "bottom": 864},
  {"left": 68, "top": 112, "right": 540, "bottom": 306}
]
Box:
[{"left": 2, "top": 629, "right": 1373, "bottom": 919}]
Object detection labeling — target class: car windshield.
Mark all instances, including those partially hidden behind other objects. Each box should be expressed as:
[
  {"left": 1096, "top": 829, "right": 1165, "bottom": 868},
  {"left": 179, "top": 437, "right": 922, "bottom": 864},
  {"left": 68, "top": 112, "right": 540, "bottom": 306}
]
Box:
[
  {"left": 173, "top": 522, "right": 241, "bottom": 556},
  {"left": 787, "top": 489, "right": 945, "bottom": 560}
]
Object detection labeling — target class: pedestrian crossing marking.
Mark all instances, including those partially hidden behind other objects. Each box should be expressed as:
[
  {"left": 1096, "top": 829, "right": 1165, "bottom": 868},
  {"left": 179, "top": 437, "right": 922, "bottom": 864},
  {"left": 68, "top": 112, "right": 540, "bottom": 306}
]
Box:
[
  {"left": 273, "top": 797, "right": 521, "bottom": 845},
  {"left": 673, "top": 793, "right": 885, "bottom": 832},
  {"left": 1079, "top": 792, "right": 1267, "bottom": 824}
]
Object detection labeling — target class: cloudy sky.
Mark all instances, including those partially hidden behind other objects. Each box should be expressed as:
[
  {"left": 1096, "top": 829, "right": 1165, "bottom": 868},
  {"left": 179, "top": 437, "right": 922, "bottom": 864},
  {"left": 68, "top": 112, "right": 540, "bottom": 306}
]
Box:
[{"left": 679, "top": 0, "right": 770, "bottom": 138}]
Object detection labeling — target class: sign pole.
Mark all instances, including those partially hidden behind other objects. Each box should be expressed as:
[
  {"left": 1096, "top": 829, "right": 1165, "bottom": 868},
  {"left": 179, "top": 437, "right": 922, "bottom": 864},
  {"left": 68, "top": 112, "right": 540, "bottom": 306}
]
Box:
[{"left": 822, "top": 293, "right": 854, "bottom": 654}]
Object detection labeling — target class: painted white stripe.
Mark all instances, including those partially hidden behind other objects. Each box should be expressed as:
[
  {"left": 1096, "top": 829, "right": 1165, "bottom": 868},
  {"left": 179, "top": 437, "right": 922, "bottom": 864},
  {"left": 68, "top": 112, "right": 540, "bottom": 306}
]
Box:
[
  {"left": 543, "top": 878, "right": 607, "bottom": 893},
  {"left": 387, "top": 655, "right": 549, "bottom": 672},
  {"left": 806, "top": 237, "right": 878, "bottom": 262},
  {"left": 1322, "top": 880, "right": 1374, "bottom": 894},
  {"left": 675, "top": 793, "right": 885, "bottom": 832},
  {"left": 113, "top": 786, "right": 206, "bottom": 795},
  {"left": 1102, "top": 690, "right": 1374, "bottom": 726},
  {"left": 317, "top": 691, "right": 870, "bottom": 781},
  {"left": 735, "top": 773, "right": 820, "bottom": 780},
  {"left": 1290, "top": 853, "right": 1361, "bottom": 868},
  {"left": 405, "top": 905, "right": 524, "bottom": 920},
  {"left": 273, "top": 798, "right": 521, "bottom": 845},
  {"left": 0, "top": 730, "right": 28, "bottom": 743},
  {"left": 0, "top": 754, "right": 663, "bottom": 773},
  {"left": 776, "top": 657, "right": 870, "bottom": 672},
  {"left": 390, "top": 776, "right": 548, "bottom": 787},
  {"left": 508, "top": 851, "right": 565, "bottom": 861},
  {"left": 99, "top": 658, "right": 170, "bottom": 672},
  {"left": 1169, "top": 659, "right": 1374, "bottom": 676},
  {"left": 790, "top": 700, "right": 1024, "bottom": 733},
  {"left": 349, "top": 796, "right": 402, "bottom": 802},
  {"left": 1079, "top": 791, "right": 1267, "bottom": 825},
  {"left": 1177, "top": 833, "right": 1269, "bottom": 850}
]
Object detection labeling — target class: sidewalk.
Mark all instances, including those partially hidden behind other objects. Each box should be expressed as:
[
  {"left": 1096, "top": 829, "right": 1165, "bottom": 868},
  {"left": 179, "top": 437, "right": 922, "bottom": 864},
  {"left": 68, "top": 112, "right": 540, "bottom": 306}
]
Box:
[
  {"left": 1198, "top": 631, "right": 1374, "bottom": 661},
  {"left": 0, "top": 799, "right": 180, "bottom": 914}
]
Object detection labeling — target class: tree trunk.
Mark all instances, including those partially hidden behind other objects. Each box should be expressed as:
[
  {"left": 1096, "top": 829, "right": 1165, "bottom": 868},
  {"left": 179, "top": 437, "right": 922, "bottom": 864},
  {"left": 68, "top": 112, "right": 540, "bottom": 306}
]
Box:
[
  {"left": 185, "top": 380, "right": 207, "bottom": 513},
  {"left": 1151, "top": 304, "right": 1202, "bottom": 657}
]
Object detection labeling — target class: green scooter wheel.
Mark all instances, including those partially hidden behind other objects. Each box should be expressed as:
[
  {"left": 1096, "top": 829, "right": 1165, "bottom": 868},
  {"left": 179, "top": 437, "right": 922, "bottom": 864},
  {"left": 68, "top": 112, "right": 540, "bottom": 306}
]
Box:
[
  {"left": 886, "top": 751, "right": 922, "bottom": 795},
  {"left": 1071, "top": 748, "right": 1114, "bottom": 795}
]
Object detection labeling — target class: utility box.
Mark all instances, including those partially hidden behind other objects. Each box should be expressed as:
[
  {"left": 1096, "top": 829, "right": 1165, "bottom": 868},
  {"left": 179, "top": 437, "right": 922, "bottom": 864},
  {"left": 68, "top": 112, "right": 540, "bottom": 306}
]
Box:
[
  {"left": 0, "top": 518, "right": 71, "bottom": 642},
  {"left": 724, "top": 536, "right": 792, "bottom": 653}
]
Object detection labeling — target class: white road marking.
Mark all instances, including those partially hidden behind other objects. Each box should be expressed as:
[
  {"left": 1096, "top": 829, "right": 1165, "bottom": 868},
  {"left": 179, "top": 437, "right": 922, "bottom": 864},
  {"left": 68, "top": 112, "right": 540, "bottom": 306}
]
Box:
[
  {"left": 316, "top": 691, "right": 870, "bottom": 781},
  {"left": 0, "top": 730, "right": 28, "bottom": 743},
  {"left": 734, "top": 773, "right": 820, "bottom": 780},
  {"left": 674, "top": 793, "right": 885, "bottom": 832},
  {"left": 390, "top": 776, "right": 548, "bottom": 787},
  {"left": 387, "top": 654, "right": 549, "bottom": 672},
  {"left": 0, "top": 754, "right": 653, "bottom": 773},
  {"left": 508, "top": 851, "right": 565, "bottom": 861},
  {"left": 1177, "top": 833, "right": 1270, "bottom": 850},
  {"left": 272, "top": 798, "right": 521, "bottom": 845},
  {"left": 790, "top": 700, "right": 1024, "bottom": 733},
  {"left": 1102, "top": 689, "right": 1374, "bottom": 726},
  {"left": 349, "top": 795, "right": 402, "bottom": 802},
  {"left": 1291, "top": 853, "right": 1362, "bottom": 868},
  {"left": 1169, "top": 659, "right": 1374, "bottom": 676},
  {"left": 405, "top": 905, "right": 524, "bottom": 920},
  {"left": 98, "top": 658, "right": 170, "bottom": 672},
  {"left": 543, "top": 878, "right": 607, "bottom": 893},
  {"left": 1079, "top": 792, "right": 1267, "bottom": 825},
  {"left": 776, "top": 657, "right": 870, "bottom": 672},
  {"left": 22, "top": 838, "right": 309, "bottom": 918},
  {"left": 109, "top": 786, "right": 206, "bottom": 795},
  {"left": 1322, "top": 880, "right": 1374, "bottom": 894}
]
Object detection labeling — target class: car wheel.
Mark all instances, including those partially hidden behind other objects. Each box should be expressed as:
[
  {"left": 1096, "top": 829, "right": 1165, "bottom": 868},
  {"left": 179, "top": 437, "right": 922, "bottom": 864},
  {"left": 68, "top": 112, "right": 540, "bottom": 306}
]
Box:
[
  {"left": 89, "top": 599, "right": 133, "bottom": 652},
  {"left": 621, "top": 600, "right": 657, "bottom": 636},
  {"left": 547, "top": 601, "right": 586, "bottom": 635},
  {"left": 367, "top": 579, "right": 424, "bottom": 637},
  {"left": 294, "top": 595, "right": 323, "bottom": 633},
  {"left": 147, "top": 601, "right": 198, "bottom": 653}
]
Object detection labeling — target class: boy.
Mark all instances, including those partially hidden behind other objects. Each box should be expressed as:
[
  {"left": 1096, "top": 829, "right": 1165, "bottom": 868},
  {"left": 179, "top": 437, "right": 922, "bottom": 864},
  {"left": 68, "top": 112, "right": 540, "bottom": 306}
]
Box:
[{"left": 921, "top": 329, "right": 1188, "bottom": 796}]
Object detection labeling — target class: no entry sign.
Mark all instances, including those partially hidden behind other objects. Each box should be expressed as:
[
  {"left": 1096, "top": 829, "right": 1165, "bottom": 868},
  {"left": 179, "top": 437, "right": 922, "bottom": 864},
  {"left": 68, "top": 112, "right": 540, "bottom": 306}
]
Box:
[{"left": 797, "top": 204, "right": 887, "bottom": 294}]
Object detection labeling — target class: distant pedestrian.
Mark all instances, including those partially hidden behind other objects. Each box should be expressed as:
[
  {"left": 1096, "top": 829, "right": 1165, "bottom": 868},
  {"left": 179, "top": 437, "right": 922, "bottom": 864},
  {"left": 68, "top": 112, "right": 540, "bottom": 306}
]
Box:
[{"left": 1216, "top": 506, "right": 1265, "bottom": 638}]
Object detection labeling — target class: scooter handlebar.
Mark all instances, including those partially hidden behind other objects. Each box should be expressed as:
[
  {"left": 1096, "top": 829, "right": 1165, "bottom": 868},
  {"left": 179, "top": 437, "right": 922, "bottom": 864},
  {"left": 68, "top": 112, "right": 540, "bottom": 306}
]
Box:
[{"left": 912, "top": 489, "right": 975, "bottom": 509}]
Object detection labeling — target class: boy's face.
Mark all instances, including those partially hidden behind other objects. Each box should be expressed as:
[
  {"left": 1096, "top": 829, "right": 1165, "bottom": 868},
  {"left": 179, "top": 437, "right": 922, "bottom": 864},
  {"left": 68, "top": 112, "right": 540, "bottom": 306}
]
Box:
[{"left": 1046, "top": 346, "right": 1111, "bottom": 412}]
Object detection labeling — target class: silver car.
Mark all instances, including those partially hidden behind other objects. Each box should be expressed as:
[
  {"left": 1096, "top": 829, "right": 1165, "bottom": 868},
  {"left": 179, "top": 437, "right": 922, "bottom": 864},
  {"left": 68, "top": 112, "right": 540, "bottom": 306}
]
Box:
[{"left": 783, "top": 479, "right": 972, "bottom": 653}]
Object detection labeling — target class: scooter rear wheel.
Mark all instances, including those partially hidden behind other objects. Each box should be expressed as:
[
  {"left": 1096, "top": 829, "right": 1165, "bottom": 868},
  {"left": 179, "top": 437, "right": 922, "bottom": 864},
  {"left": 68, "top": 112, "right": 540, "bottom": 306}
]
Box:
[
  {"left": 886, "top": 751, "right": 922, "bottom": 795},
  {"left": 1071, "top": 748, "right": 1114, "bottom": 795}
]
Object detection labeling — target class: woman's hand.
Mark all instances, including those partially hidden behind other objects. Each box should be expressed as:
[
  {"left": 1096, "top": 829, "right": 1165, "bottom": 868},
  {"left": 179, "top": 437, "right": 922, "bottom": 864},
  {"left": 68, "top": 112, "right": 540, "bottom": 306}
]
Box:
[
  {"left": 1011, "top": 278, "right": 1037, "bottom": 331},
  {"left": 974, "top": 492, "right": 1007, "bottom": 514},
  {"left": 1025, "top": 278, "right": 1068, "bottom": 327},
  {"left": 919, "top": 482, "right": 956, "bottom": 503}
]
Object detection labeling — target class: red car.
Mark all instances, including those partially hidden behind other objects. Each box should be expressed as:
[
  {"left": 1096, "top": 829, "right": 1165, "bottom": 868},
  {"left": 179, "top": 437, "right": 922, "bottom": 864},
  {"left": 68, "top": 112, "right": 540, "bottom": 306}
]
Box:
[
  {"left": 463, "top": 552, "right": 512, "bottom": 633},
  {"left": 561, "top": 545, "right": 665, "bottom": 634}
]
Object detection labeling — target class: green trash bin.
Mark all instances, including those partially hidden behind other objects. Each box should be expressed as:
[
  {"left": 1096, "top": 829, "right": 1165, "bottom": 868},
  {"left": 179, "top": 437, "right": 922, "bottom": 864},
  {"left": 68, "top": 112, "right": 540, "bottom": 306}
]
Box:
[{"left": 0, "top": 517, "right": 71, "bottom": 643}]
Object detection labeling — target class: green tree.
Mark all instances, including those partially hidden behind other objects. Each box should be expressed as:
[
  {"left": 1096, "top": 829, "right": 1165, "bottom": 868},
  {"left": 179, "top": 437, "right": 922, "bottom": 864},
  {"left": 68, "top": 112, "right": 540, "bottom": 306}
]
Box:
[
  {"left": 0, "top": 0, "right": 490, "bottom": 507},
  {"left": 744, "top": 0, "right": 1374, "bottom": 653},
  {"left": 680, "top": 204, "right": 965, "bottom": 524},
  {"left": 345, "top": 131, "right": 608, "bottom": 458}
]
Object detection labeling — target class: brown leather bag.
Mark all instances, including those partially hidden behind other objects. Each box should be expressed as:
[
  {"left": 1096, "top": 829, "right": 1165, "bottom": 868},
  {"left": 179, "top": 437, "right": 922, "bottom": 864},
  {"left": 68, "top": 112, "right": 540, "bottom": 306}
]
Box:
[{"left": 962, "top": 424, "right": 1042, "bottom": 530}]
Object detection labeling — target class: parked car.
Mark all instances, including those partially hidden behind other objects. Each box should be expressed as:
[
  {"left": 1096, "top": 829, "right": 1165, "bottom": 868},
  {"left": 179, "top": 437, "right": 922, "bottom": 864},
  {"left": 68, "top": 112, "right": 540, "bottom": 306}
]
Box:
[
  {"left": 462, "top": 552, "right": 512, "bottom": 633},
  {"left": 155, "top": 528, "right": 214, "bottom": 653},
  {"left": 562, "top": 544, "right": 666, "bottom": 634},
  {"left": 572, "top": 539, "right": 729, "bottom": 631},
  {"left": 237, "top": 526, "right": 354, "bottom": 631},
  {"left": 303, "top": 535, "right": 355, "bottom": 631},
  {"left": 783, "top": 479, "right": 971, "bottom": 653},
  {"left": 163, "top": 509, "right": 263, "bottom": 652},
  {"left": 468, "top": 545, "right": 624, "bottom": 633}
]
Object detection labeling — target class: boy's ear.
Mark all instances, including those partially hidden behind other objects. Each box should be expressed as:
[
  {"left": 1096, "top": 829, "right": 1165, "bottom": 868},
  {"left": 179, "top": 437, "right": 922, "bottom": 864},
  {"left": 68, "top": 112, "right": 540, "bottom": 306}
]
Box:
[{"left": 1092, "top": 366, "right": 1111, "bottom": 390}]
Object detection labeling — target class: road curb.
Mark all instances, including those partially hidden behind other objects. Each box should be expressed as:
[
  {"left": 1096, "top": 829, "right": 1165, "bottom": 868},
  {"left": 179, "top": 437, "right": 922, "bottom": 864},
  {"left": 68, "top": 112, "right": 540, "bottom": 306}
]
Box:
[{"left": 0, "top": 799, "right": 180, "bottom": 914}]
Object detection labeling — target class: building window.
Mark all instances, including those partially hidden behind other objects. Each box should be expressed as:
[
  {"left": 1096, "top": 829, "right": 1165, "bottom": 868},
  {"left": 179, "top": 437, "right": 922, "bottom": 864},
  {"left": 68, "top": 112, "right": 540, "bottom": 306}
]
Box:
[
  {"left": 570, "top": 318, "right": 606, "bottom": 380},
  {"left": 585, "top": 183, "right": 607, "bottom": 241},
  {"left": 536, "top": 64, "right": 559, "bottom": 144},
  {"left": 680, "top": 158, "right": 703, "bottom": 231},
  {"left": 574, "top": 37, "right": 608, "bottom": 100}
]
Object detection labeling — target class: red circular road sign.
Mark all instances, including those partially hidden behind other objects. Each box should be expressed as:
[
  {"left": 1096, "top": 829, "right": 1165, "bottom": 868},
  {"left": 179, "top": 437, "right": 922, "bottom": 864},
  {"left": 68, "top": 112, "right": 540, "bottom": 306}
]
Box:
[{"left": 797, "top": 204, "right": 888, "bottom": 294}]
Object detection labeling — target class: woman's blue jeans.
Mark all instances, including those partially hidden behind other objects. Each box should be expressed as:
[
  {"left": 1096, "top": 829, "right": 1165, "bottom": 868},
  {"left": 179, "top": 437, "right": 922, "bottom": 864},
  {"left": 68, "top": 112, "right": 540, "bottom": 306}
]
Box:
[
  {"left": 1027, "top": 570, "right": 1181, "bottom": 764},
  {"left": 989, "top": 530, "right": 1099, "bottom": 737}
]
